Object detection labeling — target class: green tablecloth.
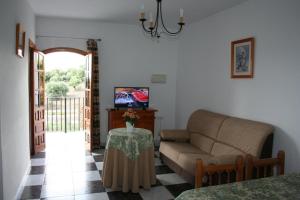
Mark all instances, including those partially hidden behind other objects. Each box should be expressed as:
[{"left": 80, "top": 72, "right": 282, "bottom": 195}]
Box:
[
  {"left": 105, "top": 128, "right": 153, "bottom": 160},
  {"left": 176, "top": 173, "right": 300, "bottom": 200}
]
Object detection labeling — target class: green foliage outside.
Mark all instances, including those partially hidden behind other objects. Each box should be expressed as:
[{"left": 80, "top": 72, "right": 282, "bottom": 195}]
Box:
[
  {"left": 45, "top": 69, "right": 68, "bottom": 82},
  {"left": 46, "top": 82, "right": 69, "bottom": 97},
  {"left": 45, "top": 66, "right": 85, "bottom": 97},
  {"left": 66, "top": 68, "right": 85, "bottom": 82},
  {"left": 66, "top": 67, "right": 85, "bottom": 89},
  {"left": 69, "top": 76, "right": 83, "bottom": 89}
]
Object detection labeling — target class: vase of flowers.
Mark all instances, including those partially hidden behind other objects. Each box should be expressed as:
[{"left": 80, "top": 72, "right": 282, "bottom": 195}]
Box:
[{"left": 122, "top": 108, "right": 140, "bottom": 132}]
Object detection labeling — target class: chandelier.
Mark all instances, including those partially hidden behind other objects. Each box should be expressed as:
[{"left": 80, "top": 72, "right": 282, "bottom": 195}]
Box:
[{"left": 139, "top": 0, "right": 185, "bottom": 38}]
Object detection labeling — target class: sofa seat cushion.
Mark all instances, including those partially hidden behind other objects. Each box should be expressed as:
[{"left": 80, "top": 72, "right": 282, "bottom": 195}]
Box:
[
  {"left": 211, "top": 142, "right": 245, "bottom": 156},
  {"left": 177, "top": 153, "right": 240, "bottom": 175},
  {"left": 159, "top": 141, "right": 204, "bottom": 162}
]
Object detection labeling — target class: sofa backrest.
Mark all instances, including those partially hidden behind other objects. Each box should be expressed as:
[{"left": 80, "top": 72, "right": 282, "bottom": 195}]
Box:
[
  {"left": 212, "top": 117, "right": 273, "bottom": 157},
  {"left": 187, "top": 109, "right": 274, "bottom": 157},
  {"left": 187, "top": 110, "right": 228, "bottom": 153}
]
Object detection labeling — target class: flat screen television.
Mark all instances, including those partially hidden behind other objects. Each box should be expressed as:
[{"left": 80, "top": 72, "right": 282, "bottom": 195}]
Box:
[{"left": 114, "top": 87, "right": 149, "bottom": 109}]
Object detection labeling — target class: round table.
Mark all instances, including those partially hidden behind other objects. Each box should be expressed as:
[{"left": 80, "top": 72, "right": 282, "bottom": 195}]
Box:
[{"left": 102, "top": 128, "right": 156, "bottom": 193}]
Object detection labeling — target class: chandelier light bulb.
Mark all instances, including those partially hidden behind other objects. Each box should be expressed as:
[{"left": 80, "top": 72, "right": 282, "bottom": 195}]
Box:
[
  {"left": 180, "top": 8, "right": 184, "bottom": 17},
  {"left": 140, "top": 5, "right": 145, "bottom": 19}
]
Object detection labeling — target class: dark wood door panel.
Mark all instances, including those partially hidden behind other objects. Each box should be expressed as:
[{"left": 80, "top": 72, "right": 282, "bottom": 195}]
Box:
[{"left": 30, "top": 49, "right": 46, "bottom": 155}]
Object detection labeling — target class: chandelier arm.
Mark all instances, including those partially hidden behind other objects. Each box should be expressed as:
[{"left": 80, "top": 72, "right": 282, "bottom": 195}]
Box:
[
  {"left": 166, "top": 24, "right": 184, "bottom": 35},
  {"left": 141, "top": 21, "right": 152, "bottom": 34},
  {"left": 159, "top": 1, "right": 183, "bottom": 35},
  {"left": 160, "top": 25, "right": 183, "bottom": 36}
]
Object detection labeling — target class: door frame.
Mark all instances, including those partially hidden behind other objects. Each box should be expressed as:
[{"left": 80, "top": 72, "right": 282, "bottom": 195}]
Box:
[
  {"left": 43, "top": 47, "right": 87, "bottom": 56},
  {"left": 29, "top": 46, "right": 92, "bottom": 155},
  {"left": 28, "top": 40, "right": 46, "bottom": 155},
  {"left": 28, "top": 39, "right": 36, "bottom": 155}
]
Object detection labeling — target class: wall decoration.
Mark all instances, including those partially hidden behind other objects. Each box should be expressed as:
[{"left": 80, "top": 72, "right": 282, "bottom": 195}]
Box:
[
  {"left": 16, "top": 23, "right": 26, "bottom": 58},
  {"left": 231, "top": 37, "right": 254, "bottom": 78}
]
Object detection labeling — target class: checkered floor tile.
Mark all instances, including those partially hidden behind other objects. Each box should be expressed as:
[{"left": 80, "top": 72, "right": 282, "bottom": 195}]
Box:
[{"left": 19, "top": 132, "right": 193, "bottom": 200}]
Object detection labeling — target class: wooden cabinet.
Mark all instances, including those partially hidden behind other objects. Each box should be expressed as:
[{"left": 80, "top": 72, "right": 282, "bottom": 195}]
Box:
[{"left": 107, "top": 108, "right": 157, "bottom": 134}]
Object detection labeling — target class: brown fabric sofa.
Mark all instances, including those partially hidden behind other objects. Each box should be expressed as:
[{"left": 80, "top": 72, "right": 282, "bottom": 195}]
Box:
[{"left": 159, "top": 109, "right": 274, "bottom": 184}]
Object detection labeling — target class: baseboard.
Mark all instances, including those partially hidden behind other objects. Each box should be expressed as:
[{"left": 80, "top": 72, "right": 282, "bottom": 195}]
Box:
[{"left": 14, "top": 161, "right": 30, "bottom": 200}]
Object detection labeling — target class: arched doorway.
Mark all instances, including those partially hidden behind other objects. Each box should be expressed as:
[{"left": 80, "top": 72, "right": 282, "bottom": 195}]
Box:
[
  {"left": 24, "top": 46, "right": 104, "bottom": 200},
  {"left": 43, "top": 48, "right": 86, "bottom": 132},
  {"left": 43, "top": 47, "right": 87, "bottom": 56},
  {"left": 29, "top": 46, "right": 94, "bottom": 155}
]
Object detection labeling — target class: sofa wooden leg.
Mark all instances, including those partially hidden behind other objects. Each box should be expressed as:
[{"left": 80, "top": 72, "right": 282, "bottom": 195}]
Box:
[
  {"left": 195, "top": 159, "right": 204, "bottom": 188},
  {"left": 277, "top": 150, "right": 285, "bottom": 175}
]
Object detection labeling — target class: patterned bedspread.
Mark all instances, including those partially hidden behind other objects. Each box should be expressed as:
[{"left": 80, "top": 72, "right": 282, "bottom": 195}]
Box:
[{"left": 176, "top": 173, "right": 300, "bottom": 200}]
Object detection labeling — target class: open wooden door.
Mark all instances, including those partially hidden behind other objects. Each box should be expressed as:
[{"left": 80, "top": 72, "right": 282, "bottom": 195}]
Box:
[
  {"left": 84, "top": 52, "right": 93, "bottom": 151},
  {"left": 29, "top": 47, "right": 46, "bottom": 155}
]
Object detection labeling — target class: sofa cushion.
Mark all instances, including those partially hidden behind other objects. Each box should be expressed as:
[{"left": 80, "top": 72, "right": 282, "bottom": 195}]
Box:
[
  {"left": 177, "top": 153, "right": 239, "bottom": 175},
  {"left": 190, "top": 134, "right": 214, "bottom": 153},
  {"left": 187, "top": 110, "right": 228, "bottom": 140},
  {"left": 211, "top": 142, "right": 245, "bottom": 156},
  {"left": 159, "top": 141, "right": 204, "bottom": 162},
  {"left": 217, "top": 117, "right": 273, "bottom": 157}
]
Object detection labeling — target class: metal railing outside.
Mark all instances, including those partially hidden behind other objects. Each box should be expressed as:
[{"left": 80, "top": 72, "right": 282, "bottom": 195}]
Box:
[{"left": 45, "top": 97, "right": 85, "bottom": 132}]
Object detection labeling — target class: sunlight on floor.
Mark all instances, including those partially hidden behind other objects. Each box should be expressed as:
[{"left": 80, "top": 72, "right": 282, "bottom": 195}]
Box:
[{"left": 45, "top": 132, "right": 88, "bottom": 170}]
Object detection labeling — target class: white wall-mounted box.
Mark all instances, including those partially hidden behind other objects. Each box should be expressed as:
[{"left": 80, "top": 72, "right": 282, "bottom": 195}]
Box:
[{"left": 151, "top": 74, "right": 167, "bottom": 84}]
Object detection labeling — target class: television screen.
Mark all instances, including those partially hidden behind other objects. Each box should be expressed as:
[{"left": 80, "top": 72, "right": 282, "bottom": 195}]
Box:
[{"left": 114, "top": 87, "right": 149, "bottom": 108}]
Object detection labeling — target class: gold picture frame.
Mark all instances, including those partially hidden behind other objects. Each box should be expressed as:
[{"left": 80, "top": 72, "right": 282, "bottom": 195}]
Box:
[
  {"left": 231, "top": 37, "right": 254, "bottom": 78},
  {"left": 16, "top": 23, "right": 26, "bottom": 58}
]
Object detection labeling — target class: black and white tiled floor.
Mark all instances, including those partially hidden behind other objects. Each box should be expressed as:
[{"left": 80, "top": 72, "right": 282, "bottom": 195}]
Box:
[{"left": 19, "top": 132, "right": 193, "bottom": 200}]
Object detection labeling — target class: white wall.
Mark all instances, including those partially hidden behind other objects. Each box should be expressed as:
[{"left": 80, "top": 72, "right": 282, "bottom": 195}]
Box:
[
  {"left": 36, "top": 17, "right": 179, "bottom": 144},
  {"left": 176, "top": 0, "right": 300, "bottom": 173},
  {"left": 0, "top": 112, "right": 3, "bottom": 199},
  {"left": 0, "top": 0, "right": 298, "bottom": 198},
  {"left": 0, "top": 0, "right": 36, "bottom": 199}
]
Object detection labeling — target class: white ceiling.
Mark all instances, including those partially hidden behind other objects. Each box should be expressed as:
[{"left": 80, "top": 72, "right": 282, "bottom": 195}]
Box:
[{"left": 27, "top": 0, "right": 247, "bottom": 25}]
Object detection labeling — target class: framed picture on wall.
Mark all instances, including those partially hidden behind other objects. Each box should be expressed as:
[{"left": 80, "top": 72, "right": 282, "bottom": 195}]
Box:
[
  {"left": 16, "top": 23, "right": 26, "bottom": 58},
  {"left": 231, "top": 37, "right": 254, "bottom": 78}
]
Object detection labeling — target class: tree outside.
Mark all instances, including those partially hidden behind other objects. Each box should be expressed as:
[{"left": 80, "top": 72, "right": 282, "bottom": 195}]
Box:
[
  {"left": 45, "top": 66, "right": 85, "bottom": 97},
  {"left": 46, "top": 81, "right": 69, "bottom": 98}
]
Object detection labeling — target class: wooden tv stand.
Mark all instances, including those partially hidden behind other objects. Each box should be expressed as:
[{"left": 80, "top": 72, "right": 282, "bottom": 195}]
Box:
[{"left": 106, "top": 108, "right": 157, "bottom": 135}]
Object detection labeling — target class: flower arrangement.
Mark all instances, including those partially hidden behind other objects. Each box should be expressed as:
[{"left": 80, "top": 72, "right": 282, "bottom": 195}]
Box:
[{"left": 122, "top": 108, "right": 140, "bottom": 126}]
